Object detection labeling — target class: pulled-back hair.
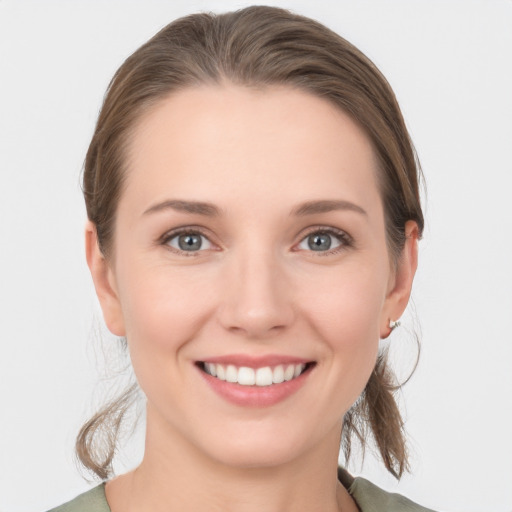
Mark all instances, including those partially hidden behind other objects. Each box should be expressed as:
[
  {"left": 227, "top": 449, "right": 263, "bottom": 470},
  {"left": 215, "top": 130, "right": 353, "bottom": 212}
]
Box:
[{"left": 78, "top": 5, "right": 424, "bottom": 481}]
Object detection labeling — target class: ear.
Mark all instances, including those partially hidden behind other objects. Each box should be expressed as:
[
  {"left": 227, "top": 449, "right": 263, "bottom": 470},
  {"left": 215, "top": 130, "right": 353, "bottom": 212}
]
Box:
[
  {"left": 85, "top": 221, "right": 126, "bottom": 336},
  {"left": 380, "top": 220, "right": 419, "bottom": 338}
]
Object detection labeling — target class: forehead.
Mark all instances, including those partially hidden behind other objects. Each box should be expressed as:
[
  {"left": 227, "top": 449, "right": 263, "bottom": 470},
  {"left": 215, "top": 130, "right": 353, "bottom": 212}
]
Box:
[{"left": 123, "top": 84, "right": 381, "bottom": 216}]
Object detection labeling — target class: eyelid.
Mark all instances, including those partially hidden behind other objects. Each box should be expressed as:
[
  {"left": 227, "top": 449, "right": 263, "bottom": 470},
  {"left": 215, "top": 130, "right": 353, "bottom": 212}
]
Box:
[
  {"left": 294, "top": 226, "right": 353, "bottom": 254},
  {"left": 157, "top": 224, "right": 353, "bottom": 256},
  {"left": 158, "top": 226, "right": 217, "bottom": 255}
]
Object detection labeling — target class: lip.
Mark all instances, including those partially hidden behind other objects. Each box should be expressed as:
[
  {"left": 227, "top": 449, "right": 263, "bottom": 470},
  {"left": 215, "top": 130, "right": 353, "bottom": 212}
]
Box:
[{"left": 196, "top": 355, "right": 315, "bottom": 407}]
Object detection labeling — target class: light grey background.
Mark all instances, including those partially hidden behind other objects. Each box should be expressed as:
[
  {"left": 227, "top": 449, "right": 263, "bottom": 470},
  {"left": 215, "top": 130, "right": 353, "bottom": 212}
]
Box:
[{"left": 1, "top": 1, "right": 511, "bottom": 511}]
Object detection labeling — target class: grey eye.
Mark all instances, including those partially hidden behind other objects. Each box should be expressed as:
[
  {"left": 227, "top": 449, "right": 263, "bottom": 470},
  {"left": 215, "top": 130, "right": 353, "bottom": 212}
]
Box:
[
  {"left": 298, "top": 231, "right": 343, "bottom": 252},
  {"left": 168, "top": 232, "right": 212, "bottom": 252},
  {"left": 308, "top": 233, "right": 331, "bottom": 251}
]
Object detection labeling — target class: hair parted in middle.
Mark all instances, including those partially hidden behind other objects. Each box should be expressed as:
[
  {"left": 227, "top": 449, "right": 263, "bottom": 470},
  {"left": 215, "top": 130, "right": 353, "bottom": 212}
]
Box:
[{"left": 78, "top": 5, "right": 424, "bottom": 481}]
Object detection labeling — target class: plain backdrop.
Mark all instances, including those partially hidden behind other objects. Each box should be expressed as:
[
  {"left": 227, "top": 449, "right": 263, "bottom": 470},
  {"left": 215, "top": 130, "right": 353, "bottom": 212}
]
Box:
[{"left": 1, "top": 1, "right": 511, "bottom": 511}]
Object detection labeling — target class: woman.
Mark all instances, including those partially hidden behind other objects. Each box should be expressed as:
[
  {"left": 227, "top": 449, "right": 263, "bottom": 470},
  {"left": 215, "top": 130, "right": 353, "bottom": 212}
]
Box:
[{"left": 49, "top": 6, "right": 433, "bottom": 512}]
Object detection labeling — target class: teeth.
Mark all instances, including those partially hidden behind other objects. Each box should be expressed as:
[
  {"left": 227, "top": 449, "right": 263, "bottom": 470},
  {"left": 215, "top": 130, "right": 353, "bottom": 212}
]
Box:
[
  {"left": 238, "top": 367, "right": 256, "bottom": 386},
  {"left": 226, "top": 365, "right": 237, "bottom": 383},
  {"left": 216, "top": 364, "right": 226, "bottom": 381},
  {"left": 255, "top": 367, "right": 273, "bottom": 386},
  {"left": 206, "top": 363, "right": 216, "bottom": 377},
  {"left": 203, "top": 362, "right": 307, "bottom": 386},
  {"left": 272, "top": 365, "right": 284, "bottom": 384},
  {"left": 284, "top": 364, "right": 295, "bottom": 381}
]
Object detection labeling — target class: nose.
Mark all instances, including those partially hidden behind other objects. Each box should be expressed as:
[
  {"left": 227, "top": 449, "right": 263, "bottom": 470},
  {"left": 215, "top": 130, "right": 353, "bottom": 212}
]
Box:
[{"left": 217, "top": 248, "right": 295, "bottom": 339}]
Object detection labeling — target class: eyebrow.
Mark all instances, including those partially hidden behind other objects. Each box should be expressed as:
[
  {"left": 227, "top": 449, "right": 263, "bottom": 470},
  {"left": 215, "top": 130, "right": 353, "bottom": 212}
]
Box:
[
  {"left": 291, "top": 199, "right": 367, "bottom": 217},
  {"left": 143, "top": 199, "right": 222, "bottom": 217},
  {"left": 142, "top": 198, "right": 367, "bottom": 218}
]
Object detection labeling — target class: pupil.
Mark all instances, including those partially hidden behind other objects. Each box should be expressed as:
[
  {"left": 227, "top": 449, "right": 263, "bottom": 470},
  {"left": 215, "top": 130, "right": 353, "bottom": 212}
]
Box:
[
  {"left": 308, "top": 233, "right": 331, "bottom": 251},
  {"left": 178, "top": 234, "right": 202, "bottom": 251}
]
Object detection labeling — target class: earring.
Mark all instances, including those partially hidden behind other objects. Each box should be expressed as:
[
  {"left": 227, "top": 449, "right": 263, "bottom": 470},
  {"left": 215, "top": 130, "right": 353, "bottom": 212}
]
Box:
[{"left": 388, "top": 319, "right": 401, "bottom": 331}]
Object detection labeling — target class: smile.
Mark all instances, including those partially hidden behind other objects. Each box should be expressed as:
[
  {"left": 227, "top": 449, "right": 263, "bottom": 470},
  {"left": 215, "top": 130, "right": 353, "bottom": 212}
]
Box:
[{"left": 200, "top": 362, "right": 310, "bottom": 387}]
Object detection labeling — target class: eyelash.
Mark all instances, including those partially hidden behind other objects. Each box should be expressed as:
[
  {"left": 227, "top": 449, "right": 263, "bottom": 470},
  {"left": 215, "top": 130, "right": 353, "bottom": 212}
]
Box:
[
  {"left": 159, "top": 227, "right": 213, "bottom": 257},
  {"left": 297, "top": 227, "right": 353, "bottom": 256},
  {"left": 159, "top": 226, "right": 353, "bottom": 257}
]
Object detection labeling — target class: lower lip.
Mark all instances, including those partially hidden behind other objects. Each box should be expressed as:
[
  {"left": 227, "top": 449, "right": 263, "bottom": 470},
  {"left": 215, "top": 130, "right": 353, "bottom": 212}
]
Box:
[{"left": 197, "top": 365, "right": 313, "bottom": 407}]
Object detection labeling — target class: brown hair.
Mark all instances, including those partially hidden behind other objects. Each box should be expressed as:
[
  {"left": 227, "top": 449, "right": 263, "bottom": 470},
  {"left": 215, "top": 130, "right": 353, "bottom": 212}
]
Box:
[{"left": 78, "top": 5, "right": 424, "bottom": 481}]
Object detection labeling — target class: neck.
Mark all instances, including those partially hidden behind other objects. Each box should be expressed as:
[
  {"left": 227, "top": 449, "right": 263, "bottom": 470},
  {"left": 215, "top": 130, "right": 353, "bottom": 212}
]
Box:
[{"left": 105, "top": 406, "right": 358, "bottom": 512}]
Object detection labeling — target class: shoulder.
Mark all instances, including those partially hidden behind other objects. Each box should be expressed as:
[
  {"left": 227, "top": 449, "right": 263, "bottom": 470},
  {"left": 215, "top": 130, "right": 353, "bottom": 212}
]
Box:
[
  {"left": 349, "top": 477, "right": 437, "bottom": 512},
  {"left": 45, "top": 484, "right": 110, "bottom": 512},
  {"left": 339, "top": 468, "right": 437, "bottom": 512}
]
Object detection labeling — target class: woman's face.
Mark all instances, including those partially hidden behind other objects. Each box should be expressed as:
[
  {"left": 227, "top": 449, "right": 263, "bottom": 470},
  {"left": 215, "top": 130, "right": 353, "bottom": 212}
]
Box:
[{"left": 88, "top": 84, "right": 417, "bottom": 468}]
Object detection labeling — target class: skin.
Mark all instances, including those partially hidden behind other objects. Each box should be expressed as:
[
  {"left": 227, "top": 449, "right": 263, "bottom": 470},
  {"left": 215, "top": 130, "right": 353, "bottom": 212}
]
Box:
[{"left": 86, "top": 84, "right": 418, "bottom": 512}]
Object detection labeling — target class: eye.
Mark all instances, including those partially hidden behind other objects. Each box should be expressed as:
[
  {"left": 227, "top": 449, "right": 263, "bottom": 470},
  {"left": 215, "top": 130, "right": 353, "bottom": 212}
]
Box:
[
  {"left": 296, "top": 229, "right": 350, "bottom": 253},
  {"left": 165, "top": 231, "right": 212, "bottom": 253}
]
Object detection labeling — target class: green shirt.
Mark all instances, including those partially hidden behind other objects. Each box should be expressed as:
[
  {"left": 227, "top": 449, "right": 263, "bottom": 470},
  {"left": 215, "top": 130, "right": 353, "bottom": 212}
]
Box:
[{"left": 47, "top": 469, "right": 436, "bottom": 512}]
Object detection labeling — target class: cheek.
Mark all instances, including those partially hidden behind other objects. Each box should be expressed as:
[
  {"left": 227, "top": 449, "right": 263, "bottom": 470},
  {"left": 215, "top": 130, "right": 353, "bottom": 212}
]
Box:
[
  {"left": 301, "top": 265, "right": 387, "bottom": 399},
  {"left": 114, "top": 266, "right": 220, "bottom": 415},
  {"left": 302, "top": 261, "right": 387, "bottom": 342},
  {"left": 116, "top": 262, "right": 220, "bottom": 365},
  {"left": 324, "top": 291, "right": 381, "bottom": 369}
]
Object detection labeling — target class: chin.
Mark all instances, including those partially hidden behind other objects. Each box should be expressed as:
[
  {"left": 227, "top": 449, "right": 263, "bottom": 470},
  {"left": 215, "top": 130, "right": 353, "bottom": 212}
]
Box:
[{"left": 194, "top": 421, "right": 328, "bottom": 471}]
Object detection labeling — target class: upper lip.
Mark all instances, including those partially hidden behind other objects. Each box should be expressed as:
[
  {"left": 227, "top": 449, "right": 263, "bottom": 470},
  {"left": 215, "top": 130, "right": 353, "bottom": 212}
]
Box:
[{"left": 198, "top": 354, "right": 313, "bottom": 368}]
